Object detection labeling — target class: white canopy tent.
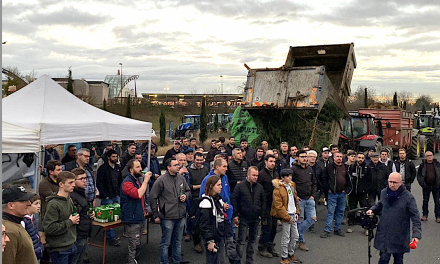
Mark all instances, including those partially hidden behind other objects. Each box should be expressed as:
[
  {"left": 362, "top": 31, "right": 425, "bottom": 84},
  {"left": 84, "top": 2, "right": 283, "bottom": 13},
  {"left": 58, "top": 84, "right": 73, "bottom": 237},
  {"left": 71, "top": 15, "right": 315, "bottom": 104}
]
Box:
[
  {"left": 2, "top": 121, "right": 40, "bottom": 154},
  {"left": 2, "top": 75, "right": 154, "bottom": 185},
  {"left": 2, "top": 75, "right": 153, "bottom": 144}
]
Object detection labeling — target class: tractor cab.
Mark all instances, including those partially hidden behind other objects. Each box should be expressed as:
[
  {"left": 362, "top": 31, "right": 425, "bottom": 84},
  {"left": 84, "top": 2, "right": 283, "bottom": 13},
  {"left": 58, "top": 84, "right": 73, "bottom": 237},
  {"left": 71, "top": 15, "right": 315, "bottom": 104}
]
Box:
[
  {"left": 339, "top": 112, "right": 383, "bottom": 151},
  {"left": 173, "top": 115, "right": 201, "bottom": 138}
]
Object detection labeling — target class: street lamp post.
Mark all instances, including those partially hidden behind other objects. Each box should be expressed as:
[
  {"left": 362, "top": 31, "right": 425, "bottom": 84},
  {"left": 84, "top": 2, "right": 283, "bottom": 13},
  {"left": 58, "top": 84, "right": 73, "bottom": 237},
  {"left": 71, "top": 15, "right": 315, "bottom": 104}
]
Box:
[
  {"left": 220, "top": 75, "right": 223, "bottom": 94},
  {"left": 119, "top": 63, "right": 123, "bottom": 104},
  {"left": 163, "top": 87, "right": 169, "bottom": 102}
]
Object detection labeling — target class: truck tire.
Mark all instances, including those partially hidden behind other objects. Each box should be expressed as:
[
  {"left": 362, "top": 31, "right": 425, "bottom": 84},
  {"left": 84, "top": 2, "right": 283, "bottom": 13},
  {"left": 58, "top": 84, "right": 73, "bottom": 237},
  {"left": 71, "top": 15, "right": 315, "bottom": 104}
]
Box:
[
  {"left": 408, "top": 135, "right": 420, "bottom": 160},
  {"left": 375, "top": 141, "right": 382, "bottom": 153},
  {"left": 435, "top": 136, "right": 439, "bottom": 153},
  {"left": 427, "top": 136, "right": 435, "bottom": 153},
  {"left": 185, "top": 130, "right": 194, "bottom": 138}
]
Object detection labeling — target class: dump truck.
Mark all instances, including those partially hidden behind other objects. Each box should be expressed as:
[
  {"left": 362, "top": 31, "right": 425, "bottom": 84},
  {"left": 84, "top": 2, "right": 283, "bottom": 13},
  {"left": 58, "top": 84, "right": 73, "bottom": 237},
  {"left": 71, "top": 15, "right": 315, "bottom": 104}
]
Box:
[
  {"left": 339, "top": 109, "right": 419, "bottom": 159},
  {"left": 234, "top": 43, "right": 356, "bottom": 146}
]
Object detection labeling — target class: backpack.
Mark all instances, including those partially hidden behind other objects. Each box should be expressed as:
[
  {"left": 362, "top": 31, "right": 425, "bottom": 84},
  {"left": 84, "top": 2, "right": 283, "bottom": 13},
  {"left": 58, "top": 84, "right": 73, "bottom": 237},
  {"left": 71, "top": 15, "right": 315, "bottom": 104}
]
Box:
[{"left": 188, "top": 196, "right": 213, "bottom": 230}]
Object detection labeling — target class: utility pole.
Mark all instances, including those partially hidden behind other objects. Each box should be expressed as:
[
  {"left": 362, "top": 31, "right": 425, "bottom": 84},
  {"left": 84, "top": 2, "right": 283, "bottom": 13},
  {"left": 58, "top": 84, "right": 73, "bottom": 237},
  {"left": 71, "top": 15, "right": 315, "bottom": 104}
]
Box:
[
  {"left": 220, "top": 75, "right": 223, "bottom": 94},
  {"left": 119, "top": 63, "right": 123, "bottom": 104}
]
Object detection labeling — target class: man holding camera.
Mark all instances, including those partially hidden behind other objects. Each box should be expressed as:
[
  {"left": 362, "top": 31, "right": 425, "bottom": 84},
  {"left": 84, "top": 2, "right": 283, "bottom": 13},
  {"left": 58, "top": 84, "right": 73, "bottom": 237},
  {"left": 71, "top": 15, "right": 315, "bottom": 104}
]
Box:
[{"left": 367, "top": 172, "right": 421, "bottom": 264}]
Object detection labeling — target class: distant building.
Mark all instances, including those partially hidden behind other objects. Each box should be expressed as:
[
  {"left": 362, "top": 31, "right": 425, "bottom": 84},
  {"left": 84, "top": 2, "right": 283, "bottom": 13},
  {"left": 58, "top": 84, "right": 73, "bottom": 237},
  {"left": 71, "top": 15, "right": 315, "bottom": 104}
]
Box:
[
  {"left": 141, "top": 93, "right": 243, "bottom": 107},
  {"left": 52, "top": 78, "right": 109, "bottom": 106},
  {"left": 104, "top": 73, "right": 139, "bottom": 99}
]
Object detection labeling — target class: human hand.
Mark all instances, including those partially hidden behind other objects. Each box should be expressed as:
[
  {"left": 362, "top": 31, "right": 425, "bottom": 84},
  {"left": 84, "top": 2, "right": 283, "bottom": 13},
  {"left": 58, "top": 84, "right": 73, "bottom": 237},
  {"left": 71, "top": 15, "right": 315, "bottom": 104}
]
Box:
[
  {"left": 69, "top": 214, "right": 80, "bottom": 224},
  {"left": 366, "top": 210, "right": 374, "bottom": 216},
  {"left": 207, "top": 242, "right": 216, "bottom": 252},
  {"left": 144, "top": 172, "right": 152, "bottom": 182},
  {"left": 154, "top": 217, "right": 161, "bottom": 224},
  {"left": 224, "top": 203, "right": 230, "bottom": 210},
  {"left": 90, "top": 211, "right": 95, "bottom": 220},
  {"left": 180, "top": 194, "right": 186, "bottom": 202},
  {"left": 289, "top": 216, "right": 294, "bottom": 224},
  {"left": 155, "top": 174, "right": 160, "bottom": 179},
  {"left": 413, "top": 238, "right": 419, "bottom": 243}
]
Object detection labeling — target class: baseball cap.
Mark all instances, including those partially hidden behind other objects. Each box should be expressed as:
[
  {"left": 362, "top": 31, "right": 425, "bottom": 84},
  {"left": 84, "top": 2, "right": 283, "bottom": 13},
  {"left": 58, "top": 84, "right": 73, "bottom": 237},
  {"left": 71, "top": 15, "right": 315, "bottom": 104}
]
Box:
[
  {"left": 370, "top": 152, "right": 380, "bottom": 157},
  {"left": 322, "top": 147, "right": 330, "bottom": 152},
  {"left": 2, "top": 185, "right": 36, "bottom": 204},
  {"left": 184, "top": 149, "right": 194, "bottom": 154}
]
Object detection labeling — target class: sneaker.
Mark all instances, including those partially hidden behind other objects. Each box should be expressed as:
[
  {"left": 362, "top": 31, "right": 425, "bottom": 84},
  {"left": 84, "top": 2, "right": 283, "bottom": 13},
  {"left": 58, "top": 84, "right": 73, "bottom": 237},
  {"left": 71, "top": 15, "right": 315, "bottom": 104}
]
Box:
[
  {"left": 123, "top": 232, "right": 128, "bottom": 238},
  {"left": 184, "top": 234, "right": 191, "bottom": 242},
  {"left": 308, "top": 225, "right": 315, "bottom": 233},
  {"left": 347, "top": 226, "right": 353, "bottom": 233},
  {"left": 258, "top": 250, "right": 273, "bottom": 258},
  {"left": 142, "top": 229, "right": 148, "bottom": 235},
  {"left": 107, "top": 239, "right": 121, "bottom": 246},
  {"left": 280, "top": 258, "right": 290, "bottom": 264},
  {"left": 298, "top": 242, "right": 309, "bottom": 251},
  {"left": 288, "top": 255, "right": 303, "bottom": 263},
  {"left": 334, "top": 230, "right": 345, "bottom": 237},
  {"left": 364, "top": 229, "right": 369, "bottom": 236},
  {"left": 194, "top": 243, "right": 203, "bottom": 253},
  {"left": 320, "top": 231, "right": 331, "bottom": 238},
  {"left": 436, "top": 218, "right": 440, "bottom": 223},
  {"left": 341, "top": 218, "right": 347, "bottom": 225},
  {"left": 421, "top": 215, "right": 428, "bottom": 221}
]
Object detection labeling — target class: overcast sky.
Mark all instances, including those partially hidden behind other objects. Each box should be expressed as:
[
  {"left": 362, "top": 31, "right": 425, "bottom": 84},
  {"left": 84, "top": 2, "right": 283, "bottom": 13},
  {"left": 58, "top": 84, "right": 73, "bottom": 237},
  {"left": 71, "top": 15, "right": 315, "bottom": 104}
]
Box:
[{"left": 2, "top": 0, "right": 439, "bottom": 102}]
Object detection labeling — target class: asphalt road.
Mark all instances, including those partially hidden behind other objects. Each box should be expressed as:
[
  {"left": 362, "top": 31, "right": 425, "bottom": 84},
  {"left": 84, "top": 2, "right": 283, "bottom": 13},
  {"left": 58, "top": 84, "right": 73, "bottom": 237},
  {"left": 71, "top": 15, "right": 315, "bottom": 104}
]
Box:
[{"left": 86, "top": 153, "right": 440, "bottom": 264}]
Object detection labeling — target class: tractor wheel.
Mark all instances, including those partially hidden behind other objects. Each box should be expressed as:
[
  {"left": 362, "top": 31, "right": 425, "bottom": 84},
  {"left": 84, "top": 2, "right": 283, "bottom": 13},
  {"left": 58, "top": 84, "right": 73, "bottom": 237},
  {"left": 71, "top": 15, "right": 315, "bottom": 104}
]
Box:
[
  {"left": 185, "top": 130, "right": 194, "bottom": 138},
  {"left": 375, "top": 141, "right": 382, "bottom": 153},
  {"left": 420, "top": 136, "right": 427, "bottom": 157},
  {"left": 408, "top": 135, "right": 420, "bottom": 160},
  {"left": 435, "top": 136, "right": 439, "bottom": 153},
  {"left": 427, "top": 136, "right": 435, "bottom": 153}
]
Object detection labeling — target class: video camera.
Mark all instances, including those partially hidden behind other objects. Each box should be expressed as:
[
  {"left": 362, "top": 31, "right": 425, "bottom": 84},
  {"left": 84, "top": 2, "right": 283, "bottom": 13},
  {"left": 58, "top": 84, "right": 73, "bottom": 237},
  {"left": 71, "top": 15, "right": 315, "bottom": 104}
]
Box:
[{"left": 348, "top": 207, "right": 378, "bottom": 230}]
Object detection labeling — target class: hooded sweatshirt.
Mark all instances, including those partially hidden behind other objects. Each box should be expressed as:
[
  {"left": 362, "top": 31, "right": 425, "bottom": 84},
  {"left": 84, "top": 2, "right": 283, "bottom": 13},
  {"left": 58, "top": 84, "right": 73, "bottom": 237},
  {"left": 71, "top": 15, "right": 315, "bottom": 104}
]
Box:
[
  {"left": 42, "top": 193, "right": 77, "bottom": 252},
  {"left": 199, "top": 169, "right": 233, "bottom": 220}
]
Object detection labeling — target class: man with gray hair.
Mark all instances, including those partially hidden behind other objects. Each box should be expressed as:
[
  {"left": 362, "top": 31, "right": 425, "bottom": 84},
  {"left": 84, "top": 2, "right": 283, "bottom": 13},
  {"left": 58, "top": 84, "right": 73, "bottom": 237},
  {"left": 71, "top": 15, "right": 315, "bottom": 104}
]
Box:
[
  {"left": 65, "top": 148, "right": 96, "bottom": 204},
  {"left": 227, "top": 148, "right": 249, "bottom": 193}
]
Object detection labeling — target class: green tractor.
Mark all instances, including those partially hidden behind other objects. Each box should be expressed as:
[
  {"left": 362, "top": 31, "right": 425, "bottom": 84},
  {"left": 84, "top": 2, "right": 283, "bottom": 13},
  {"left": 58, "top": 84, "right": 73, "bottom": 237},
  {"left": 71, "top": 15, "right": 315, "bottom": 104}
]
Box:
[{"left": 415, "top": 113, "right": 440, "bottom": 154}]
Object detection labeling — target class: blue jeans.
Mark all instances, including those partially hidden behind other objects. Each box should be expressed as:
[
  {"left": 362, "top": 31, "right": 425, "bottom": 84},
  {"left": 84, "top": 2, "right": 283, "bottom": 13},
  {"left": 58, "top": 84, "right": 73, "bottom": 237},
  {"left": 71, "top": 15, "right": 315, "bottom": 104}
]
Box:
[
  {"left": 101, "top": 196, "right": 119, "bottom": 241},
  {"left": 378, "top": 251, "right": 404, "bottom": 264},
  {"left": 49, "top": 243, "right": 77, "bottom": 264},
  {"left": 159, "top": 218, "right": 185, "bottom": 264},
  {"left": 324, "top": 192, "right": 346, "bottom": 232},
  {"left": 298, "top": 198, "right": 316, "bottom": 243},
  {"left": 72, "top": 238, "right": 88, "bottom": 264}
]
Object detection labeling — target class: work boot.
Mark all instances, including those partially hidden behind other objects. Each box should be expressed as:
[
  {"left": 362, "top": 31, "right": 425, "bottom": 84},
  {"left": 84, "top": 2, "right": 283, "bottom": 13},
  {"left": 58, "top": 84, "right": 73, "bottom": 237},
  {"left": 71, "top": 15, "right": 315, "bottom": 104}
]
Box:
[
  {"left": 421, "top": 215, "right": 428, "bottom": 221},
  {"left": 347, "top": 225, "right": 354, "bottom": 233},
  {"left": 334, "top": 230, "right": 345, "bottom": 237},
  {"left": 194, "top": 243, "right": 203, "bottom": 253},
  {"left": 288, "top": 255, "right": 303, "bottom": 263},
  {"left": 268, "top": 243, "right": 280, "bottom": 257},
  {"left": 280, "top": 258, "right": 290, "bottom": 264},
  {"left": 184, "top": 234, "right": 191, "bottom": 242},
  {"left": 258, "top": 249, "right": 273, "bottom": 258},
  {"left": 436, "top": 218, "right": 440, "bottom": 223},
  {"left": 320, "top": 231, "right": 331, "bottom": 238},
  {"left": 298, "top": 242, "right": 309, "bottom": 251}
]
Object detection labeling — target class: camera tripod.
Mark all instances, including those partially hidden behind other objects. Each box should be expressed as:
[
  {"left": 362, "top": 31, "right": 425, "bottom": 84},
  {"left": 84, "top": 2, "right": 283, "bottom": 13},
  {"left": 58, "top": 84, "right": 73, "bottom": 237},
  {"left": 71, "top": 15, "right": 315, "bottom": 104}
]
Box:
[{"left": 367, "top": 225, "right": 375, "bottom": 264}]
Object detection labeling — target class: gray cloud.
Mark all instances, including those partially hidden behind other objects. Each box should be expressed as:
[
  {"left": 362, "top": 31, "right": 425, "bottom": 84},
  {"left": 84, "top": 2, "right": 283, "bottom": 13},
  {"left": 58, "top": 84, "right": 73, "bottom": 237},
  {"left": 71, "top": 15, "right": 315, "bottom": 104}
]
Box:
[{"left": 27, "top": 7, "right": 111, "bottom": 26}]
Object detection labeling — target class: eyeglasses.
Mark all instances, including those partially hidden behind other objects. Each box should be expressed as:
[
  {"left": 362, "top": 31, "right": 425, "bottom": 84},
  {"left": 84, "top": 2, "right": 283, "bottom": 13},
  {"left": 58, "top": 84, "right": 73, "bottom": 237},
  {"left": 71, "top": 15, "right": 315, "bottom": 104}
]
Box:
[
  {"left": 81, "top": 155, "right": 90, "bottom": 158},
  {"left": 298, "top": 156, "right": 307, "bottom": 158},
  {"left": 76, "top": 177, "right": 87, "bottom": 181},
  {"left": 425, "top": 154, "right": 433, "bottom": 157},
  {"left": 2, "top": 231, "right": 7, "bottom": 238}
]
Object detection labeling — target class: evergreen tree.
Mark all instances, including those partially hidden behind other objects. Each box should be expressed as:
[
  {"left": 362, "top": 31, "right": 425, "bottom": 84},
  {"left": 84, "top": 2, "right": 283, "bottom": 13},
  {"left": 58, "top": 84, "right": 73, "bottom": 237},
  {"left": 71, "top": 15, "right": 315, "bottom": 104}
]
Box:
[
  {"left": 364, "top": 88, "right": 368, "bottom": 108},
  {"left": 160, "top": 109, "right": 166, "bottom": 146},
  {"left": 422, "top": 105, "right": 426, "bottom": 114},
  {"left": 392, "top": 92, "right": 398, "bottom": 106},
  {"left": 67, "top": 67, "right": 74, "bottom": 94},
  {"left": 213, "top": 113, "right": 219, "bottom": 133},
  {"left": 199, "top": 97, "right": 208, "bottom": 144},
  {"left": 125, "top": 95, "right": 132, "bottom": 118},
  {"left": 403, "top": 100, "right": 407, "bottom": 110},
  {"left": 103, "top": 99, "right": 107, "bottom": 111}
]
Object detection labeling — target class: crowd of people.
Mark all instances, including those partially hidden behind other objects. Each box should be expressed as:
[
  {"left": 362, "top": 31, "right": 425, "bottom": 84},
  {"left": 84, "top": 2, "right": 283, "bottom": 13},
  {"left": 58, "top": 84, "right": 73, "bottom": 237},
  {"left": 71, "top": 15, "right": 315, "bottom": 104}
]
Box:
[{"left": 2, "top": 136, "right": 438, "bottom": 264}]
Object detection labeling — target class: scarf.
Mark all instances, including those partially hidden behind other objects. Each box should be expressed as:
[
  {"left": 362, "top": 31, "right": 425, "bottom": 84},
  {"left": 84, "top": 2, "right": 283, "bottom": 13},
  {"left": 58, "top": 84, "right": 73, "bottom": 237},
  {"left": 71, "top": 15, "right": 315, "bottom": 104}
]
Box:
[{"left": 386, "top": 185, "right": 405, "bottom": 205}]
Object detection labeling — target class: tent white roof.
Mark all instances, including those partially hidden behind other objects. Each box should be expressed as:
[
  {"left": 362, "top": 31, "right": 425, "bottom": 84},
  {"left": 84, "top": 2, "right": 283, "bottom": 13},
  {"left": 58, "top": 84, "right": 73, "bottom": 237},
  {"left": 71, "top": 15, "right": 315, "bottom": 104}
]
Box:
[
  {"left": 2, "top": 121, "right": 40, "bottom": 153},
  {"left": 2, "top": 75, "right": 153, "bottom": 146}
]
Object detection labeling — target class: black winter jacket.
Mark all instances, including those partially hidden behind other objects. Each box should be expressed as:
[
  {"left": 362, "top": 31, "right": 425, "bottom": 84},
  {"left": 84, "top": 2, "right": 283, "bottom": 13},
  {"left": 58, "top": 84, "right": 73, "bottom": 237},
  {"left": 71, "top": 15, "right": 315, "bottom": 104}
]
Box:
[
  {"left": 417, "top": 159, "right": 440, "bottom": 188},
  {"left": 348, "top": 162, "right": 371, "bottom": 195},
  {"left": 70, "top": 188, "right": 92, "bottom": 239},
  {"left": 231, "top": 180, "right": 266, "bottom": 220},
  {"left": 199, "top": 195, "right": 226, "bottom": 243},
  {"left": 96, "top": 163, "right": 122, "bottom": 199},
  {"left": 291, "top": 163, "right": 317, "bottom": 199},
  {"left": 394, "top": 158, "right": 417, "bottom": 190},
  {"left": 368, "top": 162, "right": 388, "bottom": 193},
  {"left": 258, "top": 167, "right": 279, "bottom": 205},
  {"left": 227, "top": 159, "right": 249, "bottom": 192},
  {"left": 322, "top": 162, "right": 352, "bottom": 194}
]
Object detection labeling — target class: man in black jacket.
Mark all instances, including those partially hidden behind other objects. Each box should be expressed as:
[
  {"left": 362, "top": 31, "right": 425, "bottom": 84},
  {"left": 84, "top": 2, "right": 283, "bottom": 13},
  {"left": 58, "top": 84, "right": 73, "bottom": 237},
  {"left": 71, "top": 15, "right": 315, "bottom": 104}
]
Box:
[
  {"left": 368, "top": 153, "right": 388, "bottom": 206},
  {"left": 227, "top": 148, "right": 249, "bottom": 193},
  {"left": 320, "top": 152, "right": 352, "bottom": 238},
  {"left": 163, "top": 140, "right": 182, "bottom": 168},
  {"left": 225, "top": 137, "right": 236, "bottom": 157},
  {"left": 232, "top": 166, "right": 266, "bottom": 264},
  {"left": 96, "top": 149, "right": 122, "bottom": 246},
  {"left": 347, "top": 153, "right": 371, "bottom": 234},
  {"left": 257, "top": 154, "right": 280, "bottom": 258},
  {"left": 394, "top": 148, "right": 417, "bottom": 192},
  {"left": 121, "top": 143, "right": 137, "bottom": 170},
  {"left": 417, "top": 151, "right": 440, "bottom": 222},
  {"left": 71, "top": 168, "right": 95, "bottom": 263},
  {"left": 251, "top": 147, "right": 265, "bottom": 168},
  {"left": 291, "top": 150, "right": 317, "bottom": 251},
  {"left": 240, "top": 138, "right": 256, "bottom": 164}
]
